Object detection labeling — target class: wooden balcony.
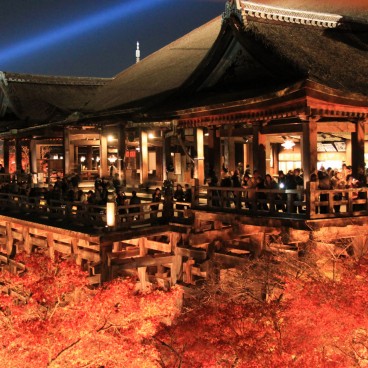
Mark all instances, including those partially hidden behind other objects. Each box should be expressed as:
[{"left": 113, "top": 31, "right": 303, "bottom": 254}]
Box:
[
  {"left": 0, "top": 182, "right": 367, "bottom": 235},
  {"left": 192, "top": 183, "right": 368, "bottom": 220}
]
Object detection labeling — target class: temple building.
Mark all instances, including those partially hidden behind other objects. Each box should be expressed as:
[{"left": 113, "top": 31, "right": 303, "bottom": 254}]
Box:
[
  {"left": 0, "top": 0, "right": 367, "bottom": 286},
  {"left": 0, "top": 0, "right": 367, "bottom": 187}
]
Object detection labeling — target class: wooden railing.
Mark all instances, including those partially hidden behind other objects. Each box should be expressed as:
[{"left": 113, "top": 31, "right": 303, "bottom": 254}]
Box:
[
  {"left": 0, "top": 184, "right": 368, "bottom": 230},
  {"left": 193, "top": 183, "right": 368, "bottom": 220},
  {"left": 0, "top": 193, "right": 164, "bottom": 230}
]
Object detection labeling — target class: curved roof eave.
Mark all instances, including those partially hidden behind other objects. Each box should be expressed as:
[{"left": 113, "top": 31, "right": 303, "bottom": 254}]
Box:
[
  {"left": 249, "top": 0, "right": 368, "bottom": 20},
  {"left": 86, "top": 16, "right": 223, "bottom": 113},
  {"left": 0, "top": 72, "right": 110, "bottom": 122}
]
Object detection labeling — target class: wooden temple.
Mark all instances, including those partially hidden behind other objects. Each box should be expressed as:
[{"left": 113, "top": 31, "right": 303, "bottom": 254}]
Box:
[{"left": 0, "top": 0, "right": 367, "bottom": 288}]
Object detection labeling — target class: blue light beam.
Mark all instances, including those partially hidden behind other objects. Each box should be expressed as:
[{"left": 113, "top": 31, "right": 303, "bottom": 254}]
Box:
[{"left": 0, "top": 0, "right": 167, "bottom": 65}]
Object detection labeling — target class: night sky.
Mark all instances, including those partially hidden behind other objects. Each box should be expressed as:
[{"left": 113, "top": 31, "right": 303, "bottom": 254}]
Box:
[
  {"left": 0, "top": 0, "right": 366, "bottom": 78},
  {"left": 0, "top": 0, "right": 224, "bottom": 78}
]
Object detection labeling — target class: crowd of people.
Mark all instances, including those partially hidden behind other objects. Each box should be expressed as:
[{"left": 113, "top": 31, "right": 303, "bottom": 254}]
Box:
[
  {"left": 0, "top": 162, "right": 367, "bottom": 216},
  {"left": 205, "top": 162, "right": 368, "bottom": 213},
  {"left": 0, "top": 171, "right": 196, "bottom": 220}
]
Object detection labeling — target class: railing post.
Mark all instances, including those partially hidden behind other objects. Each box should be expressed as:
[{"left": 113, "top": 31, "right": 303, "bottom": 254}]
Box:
[
  {"left": 106, "top": 185, "right": 117, "bottom": 228},
  {"left": 286, "top": 191, "right": 294, "bottom": 214},
  {"left": 347, "top": 191, "right": 354, "bottom": 214},
  {"left": 306, "top": 182, "right": 315, "bottom": 218},
  {"left": 193, "top": 178, "right": 199, "bottom": 207},
  {"left": 328, "top": 191, "right": 334, "bottom": 214}
]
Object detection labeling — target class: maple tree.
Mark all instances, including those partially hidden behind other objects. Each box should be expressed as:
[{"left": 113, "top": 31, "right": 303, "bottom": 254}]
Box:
[
  {"left": 1, "top": 251, "right": 368, "bottom": 368},
  {"left": 0, "top": 253, "right": 181, "bottom": 368},
  {"left": 156, "top": 257, "right": 368, "bottom": 368}
]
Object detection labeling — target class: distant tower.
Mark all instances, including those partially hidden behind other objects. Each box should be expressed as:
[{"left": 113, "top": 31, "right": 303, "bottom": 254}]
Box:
[{"left": 136, "top": 41, "right": 140, "bottom": 63}]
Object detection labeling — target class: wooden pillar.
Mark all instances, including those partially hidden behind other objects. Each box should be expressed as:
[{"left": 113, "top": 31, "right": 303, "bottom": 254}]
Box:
[
  {"left": 117, "top": 125, "right": 126, "bottom": 183},
  {"left": 223, "top": 126, "right": 232, "bottom": 169},
  {"left": 208, "top": 126, "right": 221, "bottom": 180},
  {"left": 63, "top": 128, "right": 71, "bottom": 175},
  {"left": 74, "top": 146, "right": 79, "bottom": 174},
  {"left": 47, "top": 233, "right": 55, "bottom": 261},
  {"left": 170, "top": 232, "right": 182, "bottom": 285},
  {"left": 163, "top": 135, "right": 171, "bottom": 181},
  {"left": 22, "top": 227, "right": 31, "bottom": 254},
  {"left": 15, "top": 138, "right": 22, "bottom": 172},
  {"left": 6, "top": 222, "right": 13, "bottom": 256},
  {"left": 270, "top": 143, "right": 280, "bottom": 176},
  {"left": 30, "top": 139, "right": 37, "bottom": 175},
  {"left": 86, "top": 146, "right": 93, "bottom": 170},
  {"left": 100, "top": 132, "right": 108, "bottom": 177},
  {"left": 138, "top": 237, "right": 148, "bottom": 291},
  {"left": 252, "top": 122, "right": 266, "bottom": 177},
  {"left": 195, "top": 128, "right": 205, "bottom": 185},
  {"left": 301, "top": 116, "right": 318, "bottom": 185},
  {"left": 351, "top": 119, "right": 365, "bottom": 177},
  {"left": 345, "top": 139, "right": 352, "bottom": 166},
  {"left": 265, "top": 136, "right": 271, "bottom": 175},
  {"left": 139, "top": 130, "right": 148, "bottom": 184},
  {"left": 3, "top": 139, "right": 9, "bottom": 173},
  {"left": 243, "top": 141, "right": 252, "bottom": 172},
  {"left": 228, "top": 137, "right": 235, "bottom": 171}
]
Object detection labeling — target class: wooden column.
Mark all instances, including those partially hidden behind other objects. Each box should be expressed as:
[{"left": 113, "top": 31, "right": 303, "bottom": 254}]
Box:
[
  {"left": 252, "top": 122, "right": 266, "bottom": 177},
  {"left": 100, "top": 132, "right": 108, "bottom": 177},
  {"left": 6, "top": 222, "right": 14, "bottom": 256},
  {"left": 138, "top": 237, "right": 148, "bottom": 291},
  {"left": 265, "top": 136, "right": 271, "bottom": 175},
  {"left": 270, "top": 143, "right": 280, "bottom": 176},
  {"left": 117, "top": 125, "right": 126, "bottom": 183},
  {"left": 30, "top": 139, "right": 37, "bottom": 175},
  {"left": 3, "top": 139, "right": 9, "bottom": 173},
  {"left": 47, "top": 233, "right": 55, "bottom": 261},
  {"left": 163, "top": 135, "right": 171, "bottom": 180},
  {"left": 139, "top": 130, "right": 148, "bottom": 184},
  {"left": 63, "top": 128, "right": 71, "bottom": 175},
  {"left": 351, "top": 119, "right": 366, "bottom": 177},
  {"left": 301, "top": 116, "right": 318, "bottom": 185},
  {"left": 243, "top": 141, "right": 252, "bottom": 172},
  {"left": 195, "top": 128, "right": 205, "bottom": 185},
  {"left": 208, "top": 126, "right": 221, "bottom": 180},
  {"left": 223, "top": 126, "right": 232, "bottom": 169},
  {"left": 15, "top": 138, "right": 23, "bottom": 172},
  {"left": 86, "top": 146, "right": 93, "bottom": 170}
]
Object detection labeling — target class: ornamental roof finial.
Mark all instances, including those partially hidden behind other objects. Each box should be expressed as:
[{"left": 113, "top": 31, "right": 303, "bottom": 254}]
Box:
[{"left": 136, "top": 41, "right": 140, "bottom": 64}]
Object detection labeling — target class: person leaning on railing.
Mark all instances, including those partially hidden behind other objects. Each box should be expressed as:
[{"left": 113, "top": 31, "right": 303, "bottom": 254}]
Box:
[
  {"left": 318, "top": 172, "right": 332, "bottom": 214},
  {"left": 331, "top": 171, "right": 344, "bottom": 213},
  {"left": 151, "top": 188, "right": 161, "bottom": 219},
  {"left": 129, "top": 191, "right": 141, "bottom": 220},
  {"left": 174, "top": 184, "right": 185, "bottom": 217}
]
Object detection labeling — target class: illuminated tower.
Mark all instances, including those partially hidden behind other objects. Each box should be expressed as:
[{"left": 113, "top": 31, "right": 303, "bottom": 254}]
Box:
[{"left": 136, "top": 41, "right": 140, "bottom": 63}]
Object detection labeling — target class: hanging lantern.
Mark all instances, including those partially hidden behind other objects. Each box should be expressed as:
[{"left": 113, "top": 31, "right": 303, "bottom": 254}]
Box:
[{"left": 281, "top": 138, "right": 295, "bottom": 150}]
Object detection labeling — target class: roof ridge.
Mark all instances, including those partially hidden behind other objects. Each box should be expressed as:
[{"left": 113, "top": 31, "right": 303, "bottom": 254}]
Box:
[
  {"left": 2, "top": 72, "right": 111, "bottom": 86},
  {"left": 224, "top": 0, "right": 343, "bottom": 29}
]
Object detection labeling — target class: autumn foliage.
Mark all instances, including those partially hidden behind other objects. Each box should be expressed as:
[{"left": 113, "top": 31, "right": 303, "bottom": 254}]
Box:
[
  {"left": 156, "top": 259, "right": 368, "bottom": 368},
  {"left": 0, "top": 253, "right": 181, "bottom": 368},
  {"left": 1, "top": 253, "right": 368, "bottom": 367}
]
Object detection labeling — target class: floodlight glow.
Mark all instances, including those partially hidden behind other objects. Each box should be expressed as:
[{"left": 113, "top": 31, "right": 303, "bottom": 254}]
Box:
[
  {"left": 0, "top": 0, "right": 167, "bottom": 65},
  {"left": 281, "top": 138, "right": 295, "bottom": 150}
]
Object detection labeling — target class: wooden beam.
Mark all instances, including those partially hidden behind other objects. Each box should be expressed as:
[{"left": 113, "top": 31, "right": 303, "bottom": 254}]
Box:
[
  {"left": 176, "top": 247, "right": 207, "bottom": 261},
  {"left": 317, "top": 122, "right": 356, "bottom": 133},
  {"left": 111, "top": 255, "right": 174, "bottom": 269},
  {"left": 47, "top": 233, "right": 55, "bottom": 261},
  {"left": 145, "top": 240, "right": 171, "bottom": 253},
  {"left": 6, "top": 222, "right": 13, "bottom": 256},
  {"left": 212, "top": 253, "right": 249, "bottom": 267},
  {"left": 69, "top": 140, "right": 100, "bottom": 146}
]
